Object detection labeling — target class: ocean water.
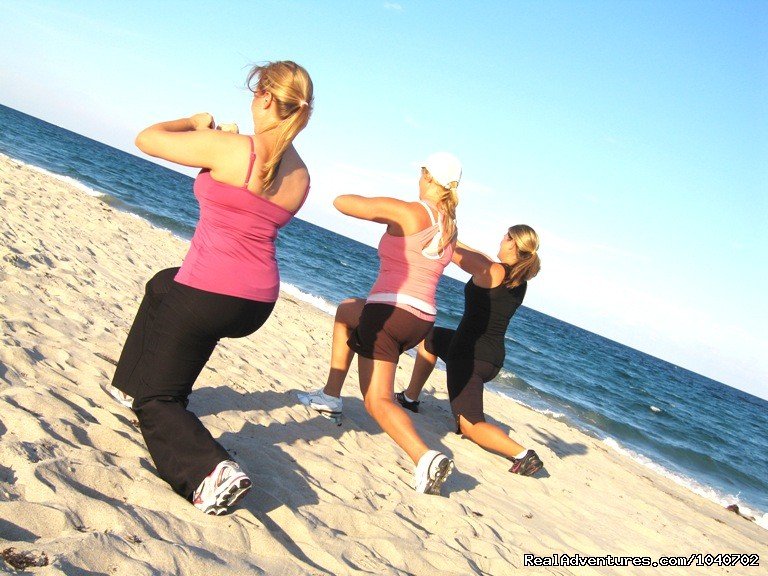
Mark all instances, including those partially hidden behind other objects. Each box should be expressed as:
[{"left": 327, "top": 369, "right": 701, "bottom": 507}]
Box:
[{"left": 1, "top": 103, "right": 766, "bottom": 528}]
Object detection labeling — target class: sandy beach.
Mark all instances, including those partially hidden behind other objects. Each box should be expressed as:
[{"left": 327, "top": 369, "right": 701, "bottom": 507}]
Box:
[{"left": 0, "top": 153, "right": 764, "bottom": 575}]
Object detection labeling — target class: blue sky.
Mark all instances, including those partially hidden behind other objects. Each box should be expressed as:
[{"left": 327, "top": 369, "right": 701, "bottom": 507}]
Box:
[{"left": 1, "top": 1, "right": 766, "bottom": 399}]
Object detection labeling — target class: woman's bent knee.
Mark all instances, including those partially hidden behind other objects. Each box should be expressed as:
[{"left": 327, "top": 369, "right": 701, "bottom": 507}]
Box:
[
  {"left": 364, "top": 394, "right": 393, "bottom": 420},
  {"left": 456, "top": 412, "right": 485, "bottom": 433},
  {"left": 145, "top": 267, "right": 180, "bottom": 296}
]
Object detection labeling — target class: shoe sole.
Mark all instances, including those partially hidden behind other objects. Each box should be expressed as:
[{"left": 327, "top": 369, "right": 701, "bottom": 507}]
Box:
[
  {"left": 314, "top": 409, "right": 343, "bottom": 426},
  {"left": 419, "top": 458, "right": 454, "bottom": 495},
  {"left": 199, "top": 504, "right": 228, "bottom": 516},
  {"left": 100, "top": 382, "right": 134, "bottom": 409},
  {"left": 195, "top": 477, "right": 252, "bottom": 514},
  {"left": 521, "top": 462, "right": 543, "bottom": 476},
  {"left": 512, "top": 457, "right": 544, "bottom": 477},
  {"left": 216, "top": 477, "right": 252, "bottom": 509}
]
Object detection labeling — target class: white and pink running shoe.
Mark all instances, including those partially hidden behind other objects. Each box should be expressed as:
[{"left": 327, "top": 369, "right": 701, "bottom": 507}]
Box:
[{"left": 192, "top": 460, "right": 252, "bottom": 515}]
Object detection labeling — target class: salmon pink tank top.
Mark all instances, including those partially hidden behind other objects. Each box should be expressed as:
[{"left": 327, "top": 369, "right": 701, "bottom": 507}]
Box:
[
  {"left": 174, "top": 138, "right": 308, "bottom": 302},
  {"left": 367, "top": 201, "right": 454, "bottom": 318}
]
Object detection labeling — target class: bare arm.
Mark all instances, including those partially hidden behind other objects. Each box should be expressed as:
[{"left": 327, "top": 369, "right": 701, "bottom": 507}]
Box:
[
  {"left": 333, "top": 195, "right": 427, "bottom": 235},
  {"left": 135, "top": 113, "right": 236, "bottom": 169},
  {"left": 452, "top": 240, "right": 506, "bottom": 288}
]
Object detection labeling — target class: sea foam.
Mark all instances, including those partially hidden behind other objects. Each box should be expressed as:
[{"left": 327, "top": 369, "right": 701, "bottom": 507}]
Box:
[
  {"left": 489, "top": 384, "right": 567, "bottom": 420},
  {"left": 21, "top": 160, "right": 106, "bottom": 197},
  {"left": 280, "top": 282, "right": 337, "bottom": 316}
]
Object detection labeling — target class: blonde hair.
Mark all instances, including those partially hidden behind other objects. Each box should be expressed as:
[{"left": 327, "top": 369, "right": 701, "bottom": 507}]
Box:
[
  {"left": 503, "top": 224, "right": 541, "bottom": 288},
  {"left": 424, "top": 169, "right": 459, "bottom": 252},
  {"left": 247, "top": 61, "right": 313, "bottom": 191}
]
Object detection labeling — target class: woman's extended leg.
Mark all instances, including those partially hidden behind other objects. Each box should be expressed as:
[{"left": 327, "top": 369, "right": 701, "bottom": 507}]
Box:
[
  {"left": 400, "top": 327, "right": 455, "bottom": 404},
  {"left": 323, "top": 297, "right": 365, "bottom": 396},
  {"left": 457, "top": 417, "right": 525, "bottom": 457},
  {"left": 132, "top": 294, "right": 229, "bottom": 498},
  {"left": 360, "top": 356, "right": 454, "bottom": 493},
  {"left": 402, "top": 337, "right": 438, "bottom": 401},
  {"left": 450, "top": 359, "right": 543, "bottom": 475},
  {"left": 358, "top": 357, "right": 429, "bottom": 464},
  {"left": 297, "top": 298, "right": 364, "bottom": 422},
  {"left": 458, "top": 416, "right": 542, "bottom": 475},
  {"left": 132, "top": 282, "right": 274, "bottom": 498}
]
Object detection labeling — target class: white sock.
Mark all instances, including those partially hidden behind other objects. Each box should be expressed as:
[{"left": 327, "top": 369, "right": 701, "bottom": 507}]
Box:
[
  {"left": 514, "top": 449, "right": 530, "bottom": 460},
  {"left": 403, "top": 392, "right": 418, "bottom": 403}
]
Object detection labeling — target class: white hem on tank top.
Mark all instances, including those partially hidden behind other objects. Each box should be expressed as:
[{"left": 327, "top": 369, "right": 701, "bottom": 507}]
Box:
[{"left": 366, "top": 292, "right": 437, "bottom": 316}]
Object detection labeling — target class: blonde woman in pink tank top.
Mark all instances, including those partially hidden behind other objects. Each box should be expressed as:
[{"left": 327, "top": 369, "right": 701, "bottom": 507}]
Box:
[
  {"left": 104, "top": 61, "right": 313, "bottom": 515},
  {"left": 298, "top": 153, "right": 462, "bottom": 496}
]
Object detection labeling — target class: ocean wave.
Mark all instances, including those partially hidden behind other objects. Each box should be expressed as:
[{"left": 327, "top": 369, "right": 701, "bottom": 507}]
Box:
[
  {"left": 496, "top": 367, "right": 524, "bottom": 385},
  {"left": 530, "top": 406, "right": 567, "bottom": 420},
  {"left": 603, "top": 437, "right": 766, "bottom": 529},
  {"left": 280, "top": 282, "right": 337, "bottom": 316},
  {"left": 16, "top": 158, "right": 107, "bottom": 197},
  {"left": 488, "top": 386, "right": 567, "bottom": 420},
  {"left": 504, "top": 335, "right": 541, "bottom": 356}
]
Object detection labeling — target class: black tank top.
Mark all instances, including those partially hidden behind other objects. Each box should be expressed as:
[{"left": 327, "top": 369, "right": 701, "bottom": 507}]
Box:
[{"left": 448, "top": 268, "right": 526, "bottom": 366}]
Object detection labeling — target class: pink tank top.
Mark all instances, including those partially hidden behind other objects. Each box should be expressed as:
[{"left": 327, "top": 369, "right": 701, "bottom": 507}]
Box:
[
  {"left": 174, "top": 139, "right": 308, "bottom": 302},
  {"left": 367, "top": 201, "right": 454, "bottom": 318}
]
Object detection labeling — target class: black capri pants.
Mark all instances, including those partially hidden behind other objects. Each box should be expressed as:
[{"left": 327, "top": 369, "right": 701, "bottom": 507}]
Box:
[
  {"left": 425, "top": 327, "right": 501, "bottom": 432},
  {"left": 111, "top": 267, "right": 274, "bottom": 498}
]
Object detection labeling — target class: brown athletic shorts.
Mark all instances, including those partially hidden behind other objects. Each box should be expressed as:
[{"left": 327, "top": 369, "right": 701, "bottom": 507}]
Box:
[{"left": 347, "top": 303, "right": 433, "bottom": 362}]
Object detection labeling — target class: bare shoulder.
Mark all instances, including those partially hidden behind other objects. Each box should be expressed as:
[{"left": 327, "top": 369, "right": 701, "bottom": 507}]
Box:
[
  {"left": 404, "top": 199, "right": 433, "bottom": 224},
  {"left": 272, "top": 145, "right": 307, "bottom": 191},
  {"left": 488, "top": 262, "right": 509, "bottom": 288},
  {"left": 381, "top": 199, "right": 429, "bottom": 235},
  {"left": 254, "top": 145, "right": 308, "bottom": 212},
  {"left": 282, "top": 145, "right": 308, "bottom": 175},
  {"left": 208, "top": 133, "right": 261, "bottom": 184},
  {"left": 454, "top": 245, "right": 503, "bottom": 286}
]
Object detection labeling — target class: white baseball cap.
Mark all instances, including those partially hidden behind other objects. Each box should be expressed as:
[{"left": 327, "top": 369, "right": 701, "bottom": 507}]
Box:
[{"left": 423, "top": 152, "right": 462, "bottom": 189}]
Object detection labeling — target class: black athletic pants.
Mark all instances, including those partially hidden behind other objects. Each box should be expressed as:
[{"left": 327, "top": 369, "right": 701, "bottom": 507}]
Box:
[
  {"left": 425, "top": 327, "right": 501, "bottom": 432},
  {"left": 111, "top": 267, "right": 275, "bottom": 498}
]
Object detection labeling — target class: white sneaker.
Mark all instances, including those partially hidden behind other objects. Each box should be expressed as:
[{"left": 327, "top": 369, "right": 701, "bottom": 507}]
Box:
[
  {"left": 297, "top": 388, "right": 343, "bottom": 425},
  {"left": 412, "top": 450, "right": 454, "bottom": 495},
  {"left": 192, "top": 460, "right": 252, "bottom": 515},
  {"left": 100, "top": 382, "right": 134, "bottom": 409}
]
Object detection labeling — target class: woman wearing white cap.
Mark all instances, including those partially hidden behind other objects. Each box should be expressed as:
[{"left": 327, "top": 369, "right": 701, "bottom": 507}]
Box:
[
  {"left": 298, "top": 152, "right": 461, "bottom": 495},
  {"left": 397, "top": 225, "right": 545, "bottom": 477}
]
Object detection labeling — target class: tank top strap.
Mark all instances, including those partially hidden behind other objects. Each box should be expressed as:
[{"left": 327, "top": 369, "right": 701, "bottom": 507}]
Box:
[
  {"left": 242, "top": 137, "right": 257, "bottom": 188},
  {"left": 418, "top": 200, "right": 438, "bottom": 226},
  {"left": 419, "top": 200, "right": 446, "bottom": 259}
]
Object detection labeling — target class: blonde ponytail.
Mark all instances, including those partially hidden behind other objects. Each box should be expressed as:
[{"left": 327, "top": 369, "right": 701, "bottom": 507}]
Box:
[
  {"left": 435, "top": 183, "right": 459, "bottom": 251},
  {"left": 503, "top": 224, "right": 541, "bottom": 288},
  {"left": 247, "top": 61, "right": 314, "bottom": 191}
]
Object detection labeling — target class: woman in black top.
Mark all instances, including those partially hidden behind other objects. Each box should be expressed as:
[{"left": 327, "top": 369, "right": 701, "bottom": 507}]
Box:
[{"left": 397, "top": 225, "right": 544, "bottom": 476}]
